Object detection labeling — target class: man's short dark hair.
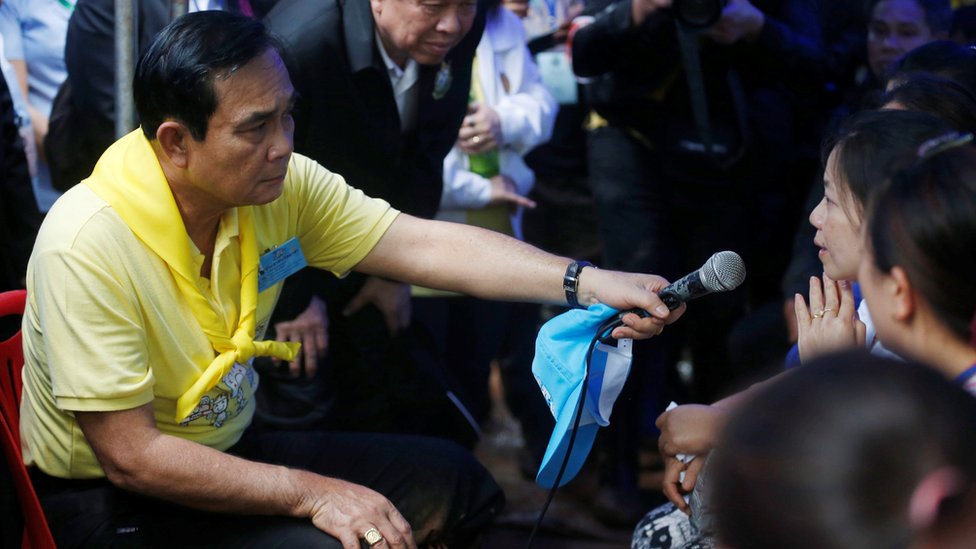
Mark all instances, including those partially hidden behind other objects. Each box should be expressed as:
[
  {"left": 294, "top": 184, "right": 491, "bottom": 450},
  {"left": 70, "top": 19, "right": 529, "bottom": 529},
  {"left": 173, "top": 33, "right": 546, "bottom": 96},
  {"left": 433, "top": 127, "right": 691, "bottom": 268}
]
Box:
[
  {"left": 865, "top": 0, "right": 953, "bottom": 35},
  {"left": 134, "top": 10, "right": 280, "bottom": 140}
]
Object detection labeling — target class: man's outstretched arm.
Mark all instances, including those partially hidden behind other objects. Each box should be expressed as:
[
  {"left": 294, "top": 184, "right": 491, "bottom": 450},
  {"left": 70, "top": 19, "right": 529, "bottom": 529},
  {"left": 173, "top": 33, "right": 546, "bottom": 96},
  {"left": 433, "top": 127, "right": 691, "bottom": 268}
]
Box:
[{"left": 354, "top": 214, "right": 685, "bottom": 340}]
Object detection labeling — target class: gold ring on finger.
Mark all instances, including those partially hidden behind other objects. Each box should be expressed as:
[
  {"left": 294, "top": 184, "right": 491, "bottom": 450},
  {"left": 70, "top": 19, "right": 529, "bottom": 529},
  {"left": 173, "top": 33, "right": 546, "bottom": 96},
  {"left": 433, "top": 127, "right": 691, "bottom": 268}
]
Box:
[
  {"left": 363, "top": 527, "right": 384, "bottom": 546},
  {"left": 812, "top": 307, "right": 835, "bottom": 319}
]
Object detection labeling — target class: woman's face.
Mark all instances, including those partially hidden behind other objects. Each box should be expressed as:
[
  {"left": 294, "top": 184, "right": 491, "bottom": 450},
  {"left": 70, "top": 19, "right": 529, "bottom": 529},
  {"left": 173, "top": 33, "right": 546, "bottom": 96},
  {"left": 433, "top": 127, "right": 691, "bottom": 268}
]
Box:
[
  {"left": 810, "top": 148, "right": 863, "bottom": 281},
  {"left": 867, "top": 0, "right": 938, "bottom": 78}
]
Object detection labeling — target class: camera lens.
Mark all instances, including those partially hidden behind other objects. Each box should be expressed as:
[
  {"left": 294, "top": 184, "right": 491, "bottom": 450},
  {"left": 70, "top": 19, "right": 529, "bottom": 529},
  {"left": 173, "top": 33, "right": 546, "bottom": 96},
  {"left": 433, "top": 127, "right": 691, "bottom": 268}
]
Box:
[{"left": 673, "top": 0, "right": 726, "bottom": 28}]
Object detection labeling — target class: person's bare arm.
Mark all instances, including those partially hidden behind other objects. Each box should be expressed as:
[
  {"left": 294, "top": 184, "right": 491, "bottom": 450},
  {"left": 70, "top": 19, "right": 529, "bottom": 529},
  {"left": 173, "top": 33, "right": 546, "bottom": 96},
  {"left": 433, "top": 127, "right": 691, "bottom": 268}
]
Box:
[
  {"left": 657, "top": 369, "right": 794, "bottom": 458},
  {"left": 76, "top": 405, "right": 416, "bottom": 549},
  {"left": 656, "top": 368, "right": 801, "bottom": 509},
  {"left": 9, "top": 59, "right": 48, "bottom": 161},
  {"left": 355, "top": 214, "right": 684, "bottom": 339},
  {"left": 10, "top": 59, "right": 28, "bottom": 109}
]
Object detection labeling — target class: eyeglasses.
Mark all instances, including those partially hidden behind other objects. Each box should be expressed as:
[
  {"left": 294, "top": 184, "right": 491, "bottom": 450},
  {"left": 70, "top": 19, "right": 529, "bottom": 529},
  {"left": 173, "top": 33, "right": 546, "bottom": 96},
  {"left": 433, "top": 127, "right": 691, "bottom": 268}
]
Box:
[{"left": 917, "top": 132, "right": 975, "bottom": 160}]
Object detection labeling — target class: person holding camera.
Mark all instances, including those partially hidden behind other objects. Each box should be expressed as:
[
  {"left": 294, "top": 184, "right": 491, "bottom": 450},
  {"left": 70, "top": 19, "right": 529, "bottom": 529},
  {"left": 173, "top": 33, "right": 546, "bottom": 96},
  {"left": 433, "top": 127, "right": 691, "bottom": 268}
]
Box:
[{"left": 568, "top": 0, "right": 827, "bottom": 523}]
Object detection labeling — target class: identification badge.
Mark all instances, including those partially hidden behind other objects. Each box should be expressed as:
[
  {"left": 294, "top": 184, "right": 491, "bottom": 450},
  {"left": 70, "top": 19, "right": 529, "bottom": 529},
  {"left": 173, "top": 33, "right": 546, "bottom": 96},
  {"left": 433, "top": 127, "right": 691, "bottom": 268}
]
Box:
[
  {"left": 257, "top": 237, "right": 307, "bottom": 292},
  {"left": 536, "top": 51, "right": 577, "bottom": 104}
]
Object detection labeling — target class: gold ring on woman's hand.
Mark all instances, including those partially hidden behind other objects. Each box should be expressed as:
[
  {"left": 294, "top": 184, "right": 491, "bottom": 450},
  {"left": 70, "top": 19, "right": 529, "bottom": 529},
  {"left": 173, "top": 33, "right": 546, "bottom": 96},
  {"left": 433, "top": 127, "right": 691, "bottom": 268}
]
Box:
[{"left": 812, "top": 307, "right": 835, "bottom": 319}]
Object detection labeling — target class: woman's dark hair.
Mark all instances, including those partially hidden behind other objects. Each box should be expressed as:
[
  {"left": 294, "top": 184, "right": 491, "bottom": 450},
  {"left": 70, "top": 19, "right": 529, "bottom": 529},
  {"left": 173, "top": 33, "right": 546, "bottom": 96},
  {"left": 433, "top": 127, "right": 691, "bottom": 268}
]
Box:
[
  {"left": 865, "top": 136, "right": 976, "bottom": 344},
  {"left": 866, "top": 0, "right": 953, "bottom": 35},
  {"left": 880, "top": 74, "right": 976, "bottom": 133},
  {"left": 711, "top": 350, "right": 976, "bottom": 549},
  {"left": 886, "top": 40, "right": 976, "bottom": 95},
  {"left": 820, "top": 110, "right": 952, "bottom": 220},
  {"left": 134, "top": 10, "right": 281, "bottom": 140}
]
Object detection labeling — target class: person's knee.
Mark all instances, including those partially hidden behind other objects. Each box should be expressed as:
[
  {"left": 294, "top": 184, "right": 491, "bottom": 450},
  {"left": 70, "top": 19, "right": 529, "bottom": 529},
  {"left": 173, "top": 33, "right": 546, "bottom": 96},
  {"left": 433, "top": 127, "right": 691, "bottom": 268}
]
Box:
[
  {"left": 238, "top": 516, "right": 341, "bottom": 548},
  {"left": 405, "top": 437, "right": 505, "bottom": 543}
]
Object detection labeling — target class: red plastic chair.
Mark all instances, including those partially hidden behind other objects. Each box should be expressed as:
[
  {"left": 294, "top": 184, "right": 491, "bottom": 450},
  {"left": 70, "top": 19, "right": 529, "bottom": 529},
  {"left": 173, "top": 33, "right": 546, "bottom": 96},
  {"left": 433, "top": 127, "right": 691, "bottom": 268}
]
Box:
[{"left": 0, "top": 289, "right": 56, "bottom": 548}]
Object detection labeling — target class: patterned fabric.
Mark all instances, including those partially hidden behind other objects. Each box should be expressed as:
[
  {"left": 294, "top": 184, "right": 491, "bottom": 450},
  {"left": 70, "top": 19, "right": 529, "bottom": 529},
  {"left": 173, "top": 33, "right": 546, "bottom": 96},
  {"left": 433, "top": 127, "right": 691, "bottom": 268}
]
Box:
[{"left": 631, "top": 502, "right": 716, "bottom": 549}]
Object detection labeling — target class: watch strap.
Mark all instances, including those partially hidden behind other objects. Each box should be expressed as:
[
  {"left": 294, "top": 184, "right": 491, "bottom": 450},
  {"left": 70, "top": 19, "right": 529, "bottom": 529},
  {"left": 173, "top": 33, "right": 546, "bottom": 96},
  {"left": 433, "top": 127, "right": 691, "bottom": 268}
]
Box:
[{"left": 563, "top": 260, "right": 595, "bottom": 309}]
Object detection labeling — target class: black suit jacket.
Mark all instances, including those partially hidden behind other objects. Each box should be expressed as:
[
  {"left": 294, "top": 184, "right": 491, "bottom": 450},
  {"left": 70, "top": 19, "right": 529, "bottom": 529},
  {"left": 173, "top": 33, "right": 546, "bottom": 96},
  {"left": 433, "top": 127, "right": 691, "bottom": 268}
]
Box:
[
  {"left": 264, "top": 0, "right": 484, "bottom": 219},
  {"left": 0, "top": 70, "right": 41, "bottom": 292}
]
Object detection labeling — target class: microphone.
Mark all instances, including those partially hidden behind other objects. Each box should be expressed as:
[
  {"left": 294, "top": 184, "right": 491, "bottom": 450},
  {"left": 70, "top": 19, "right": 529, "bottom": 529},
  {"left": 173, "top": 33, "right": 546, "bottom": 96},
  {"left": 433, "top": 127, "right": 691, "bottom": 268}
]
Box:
[
  {"left": 599, "top": 251, "right": 746, "bottom": 342},
  {"left": 658, "top": 251, "right": 746, "bottom": 310}
]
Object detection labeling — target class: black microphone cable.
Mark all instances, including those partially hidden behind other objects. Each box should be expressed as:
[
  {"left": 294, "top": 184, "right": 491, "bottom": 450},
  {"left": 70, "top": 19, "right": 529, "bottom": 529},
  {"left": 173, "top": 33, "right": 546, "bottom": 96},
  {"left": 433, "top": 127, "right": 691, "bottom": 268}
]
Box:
[{"left": 525, "top": 310, "right": 640, "bottom": 549}]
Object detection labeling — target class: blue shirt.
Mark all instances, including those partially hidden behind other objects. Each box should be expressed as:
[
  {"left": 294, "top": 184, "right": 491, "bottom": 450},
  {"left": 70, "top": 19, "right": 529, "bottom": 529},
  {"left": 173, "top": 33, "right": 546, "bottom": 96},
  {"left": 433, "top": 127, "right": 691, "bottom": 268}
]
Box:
[{"left": 0, "top": 0, "right": 74, "bottom": 211}]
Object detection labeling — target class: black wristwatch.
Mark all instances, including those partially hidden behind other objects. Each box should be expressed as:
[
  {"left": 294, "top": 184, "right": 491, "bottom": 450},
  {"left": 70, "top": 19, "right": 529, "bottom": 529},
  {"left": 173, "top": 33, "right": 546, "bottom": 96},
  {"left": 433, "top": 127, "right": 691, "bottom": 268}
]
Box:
[{"left": 563, "top": 261, "right": 595, "bottom": 309}]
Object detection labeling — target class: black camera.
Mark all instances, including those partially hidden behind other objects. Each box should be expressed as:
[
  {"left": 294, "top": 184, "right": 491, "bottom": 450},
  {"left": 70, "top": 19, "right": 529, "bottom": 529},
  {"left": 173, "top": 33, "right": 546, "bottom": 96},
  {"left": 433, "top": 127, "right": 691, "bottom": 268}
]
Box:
[{"left": 673, "top": 0, "right": 727, "bottom": 28}]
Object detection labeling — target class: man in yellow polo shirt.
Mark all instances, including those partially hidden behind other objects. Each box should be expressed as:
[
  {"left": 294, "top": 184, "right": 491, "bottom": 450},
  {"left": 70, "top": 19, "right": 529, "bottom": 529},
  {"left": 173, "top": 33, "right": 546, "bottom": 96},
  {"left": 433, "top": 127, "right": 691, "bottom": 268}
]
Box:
[{"left": 21, "top": 10, "right": 682, "bottom": 548}]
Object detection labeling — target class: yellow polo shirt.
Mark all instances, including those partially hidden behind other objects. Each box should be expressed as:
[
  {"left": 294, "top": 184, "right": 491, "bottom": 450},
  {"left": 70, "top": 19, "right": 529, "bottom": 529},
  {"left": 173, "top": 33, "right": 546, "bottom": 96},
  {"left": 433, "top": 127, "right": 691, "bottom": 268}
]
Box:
[{"left": 21, "top": 137, "right": 398, "bottom": 479}]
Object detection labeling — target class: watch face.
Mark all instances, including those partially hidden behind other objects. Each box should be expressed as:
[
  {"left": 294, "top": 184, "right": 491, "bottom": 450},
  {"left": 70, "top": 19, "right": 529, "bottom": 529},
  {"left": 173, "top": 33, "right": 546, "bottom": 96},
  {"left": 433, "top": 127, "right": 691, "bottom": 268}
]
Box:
[{"left": 564, "top": 261, "right": 593, "bottom": 308}]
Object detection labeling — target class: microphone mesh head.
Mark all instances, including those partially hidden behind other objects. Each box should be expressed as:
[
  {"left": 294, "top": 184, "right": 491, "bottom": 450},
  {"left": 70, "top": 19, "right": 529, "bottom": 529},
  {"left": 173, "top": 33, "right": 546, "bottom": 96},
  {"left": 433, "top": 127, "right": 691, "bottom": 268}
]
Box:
[{"left": 700, "top": 251, "right": 746, "bottom": 292}]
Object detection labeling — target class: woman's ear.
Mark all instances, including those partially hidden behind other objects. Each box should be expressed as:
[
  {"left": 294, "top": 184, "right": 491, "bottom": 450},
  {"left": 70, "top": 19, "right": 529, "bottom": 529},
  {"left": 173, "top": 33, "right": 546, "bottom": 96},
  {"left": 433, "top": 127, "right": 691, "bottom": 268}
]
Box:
[
  {"left": 908, "top": 467, "right": 966, "bottom": 531},
  {"left": 888, "top": 266, "right": 916, "bottom": 322},
  {"left": 155, "top": 121, "right": 190, "bottom": 169}
]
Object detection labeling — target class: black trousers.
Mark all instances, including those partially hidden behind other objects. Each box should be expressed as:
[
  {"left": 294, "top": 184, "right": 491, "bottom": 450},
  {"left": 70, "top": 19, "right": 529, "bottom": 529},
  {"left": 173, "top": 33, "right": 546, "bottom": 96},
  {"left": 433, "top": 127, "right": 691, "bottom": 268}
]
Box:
[
  {"left": 259, "top": 271, "right": 484, "bottom": 447},
  {"left": 587, "top": 125, "right": 750, "bottom": 402},
  {"left": 31, "top": 427, "right": 504, "bottom": 548}
]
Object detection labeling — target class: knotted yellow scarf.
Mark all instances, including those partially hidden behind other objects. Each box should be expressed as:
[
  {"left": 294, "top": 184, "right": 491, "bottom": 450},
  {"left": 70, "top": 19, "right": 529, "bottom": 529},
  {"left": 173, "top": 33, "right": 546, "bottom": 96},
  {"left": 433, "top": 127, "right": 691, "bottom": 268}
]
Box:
[{"left": 86, "top": 130, "right": 299, "bottom": 421}]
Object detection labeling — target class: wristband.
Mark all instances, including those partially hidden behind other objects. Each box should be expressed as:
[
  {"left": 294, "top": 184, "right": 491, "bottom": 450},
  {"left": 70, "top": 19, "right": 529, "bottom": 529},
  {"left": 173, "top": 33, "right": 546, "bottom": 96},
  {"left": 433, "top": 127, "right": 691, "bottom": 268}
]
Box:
[{"left": 563, "top": 261, "right": 595, "bottom": 309}]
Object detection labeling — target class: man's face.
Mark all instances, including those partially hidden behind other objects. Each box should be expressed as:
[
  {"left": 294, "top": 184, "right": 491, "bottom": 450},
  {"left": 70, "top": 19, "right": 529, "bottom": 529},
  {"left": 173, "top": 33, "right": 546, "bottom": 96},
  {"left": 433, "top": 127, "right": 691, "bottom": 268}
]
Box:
[
  {"left": 182, "top": 48, "right": 296, "bottom": 210},
  {"left": 867, "top": 0, "right": 938, "bottom": 78},
  {"left": 370, "top": 0, "right": 477, "bottom": 66}
]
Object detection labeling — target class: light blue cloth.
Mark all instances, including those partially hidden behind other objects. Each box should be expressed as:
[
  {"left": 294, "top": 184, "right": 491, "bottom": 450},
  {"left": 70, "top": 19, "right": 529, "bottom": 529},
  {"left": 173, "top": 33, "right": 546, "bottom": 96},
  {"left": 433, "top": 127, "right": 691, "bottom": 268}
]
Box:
[
  {"left": 532, "top": 303, "right": 634, "bottom": 488},
  {"left": 0, "top": 36, "right": 30, "bottom": 130},
  {"left": 0, "top": 0, "right": 73, "bottom": 211}
]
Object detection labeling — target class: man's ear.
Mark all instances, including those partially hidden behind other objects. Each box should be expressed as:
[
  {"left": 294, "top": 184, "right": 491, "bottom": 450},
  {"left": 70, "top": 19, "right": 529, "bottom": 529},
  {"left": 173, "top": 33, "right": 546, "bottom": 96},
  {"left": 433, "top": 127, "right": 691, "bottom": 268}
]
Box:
[
  {"left": 155, "top": 121, "right": 191, "bottom": 169},
  {"left": 369, "top": 0, "right": 384, "bottom": 18},
  {"left": 888, "top": 266, "right": 916, "bottom": 322}
]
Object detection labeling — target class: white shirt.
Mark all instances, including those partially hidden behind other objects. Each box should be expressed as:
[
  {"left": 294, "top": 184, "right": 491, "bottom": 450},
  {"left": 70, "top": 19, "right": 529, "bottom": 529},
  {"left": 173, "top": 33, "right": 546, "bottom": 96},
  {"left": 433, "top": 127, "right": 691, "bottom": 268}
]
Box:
[
  {"left": 858, "top": 299, "right": 900, "bottom": 360},
  {"left": 189, "top": 0, "right": 225, "bottom": 11},
  {"left": 375, "top": 29, "right": 419, "bottom": 134}
]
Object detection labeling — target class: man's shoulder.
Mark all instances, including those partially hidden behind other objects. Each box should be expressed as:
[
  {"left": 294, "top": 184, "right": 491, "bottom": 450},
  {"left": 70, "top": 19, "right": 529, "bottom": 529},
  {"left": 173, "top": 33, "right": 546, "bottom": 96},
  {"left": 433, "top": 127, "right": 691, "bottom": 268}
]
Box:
[
  {"left": 264, "top": 0, "right": 344, "bottom": 45},
  {"left": 282, "top": 152, "right": 327, "bottom": 182},
  {"left": 264, "top": 0, "right": 352, "bottom": 82},
  {"left": 277, "top": 152, "right": 345, "bottom": 197},
  {"left": 34, "top": 185, "right": 130, "bottom": 255}
]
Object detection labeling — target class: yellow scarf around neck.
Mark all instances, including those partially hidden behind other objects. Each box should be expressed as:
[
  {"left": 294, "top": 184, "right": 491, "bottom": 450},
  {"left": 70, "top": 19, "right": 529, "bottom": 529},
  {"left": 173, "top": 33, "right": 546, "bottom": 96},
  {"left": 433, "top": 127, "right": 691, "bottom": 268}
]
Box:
[{"left": 85, "top": 130, "right": 299, "bottom": 421}]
